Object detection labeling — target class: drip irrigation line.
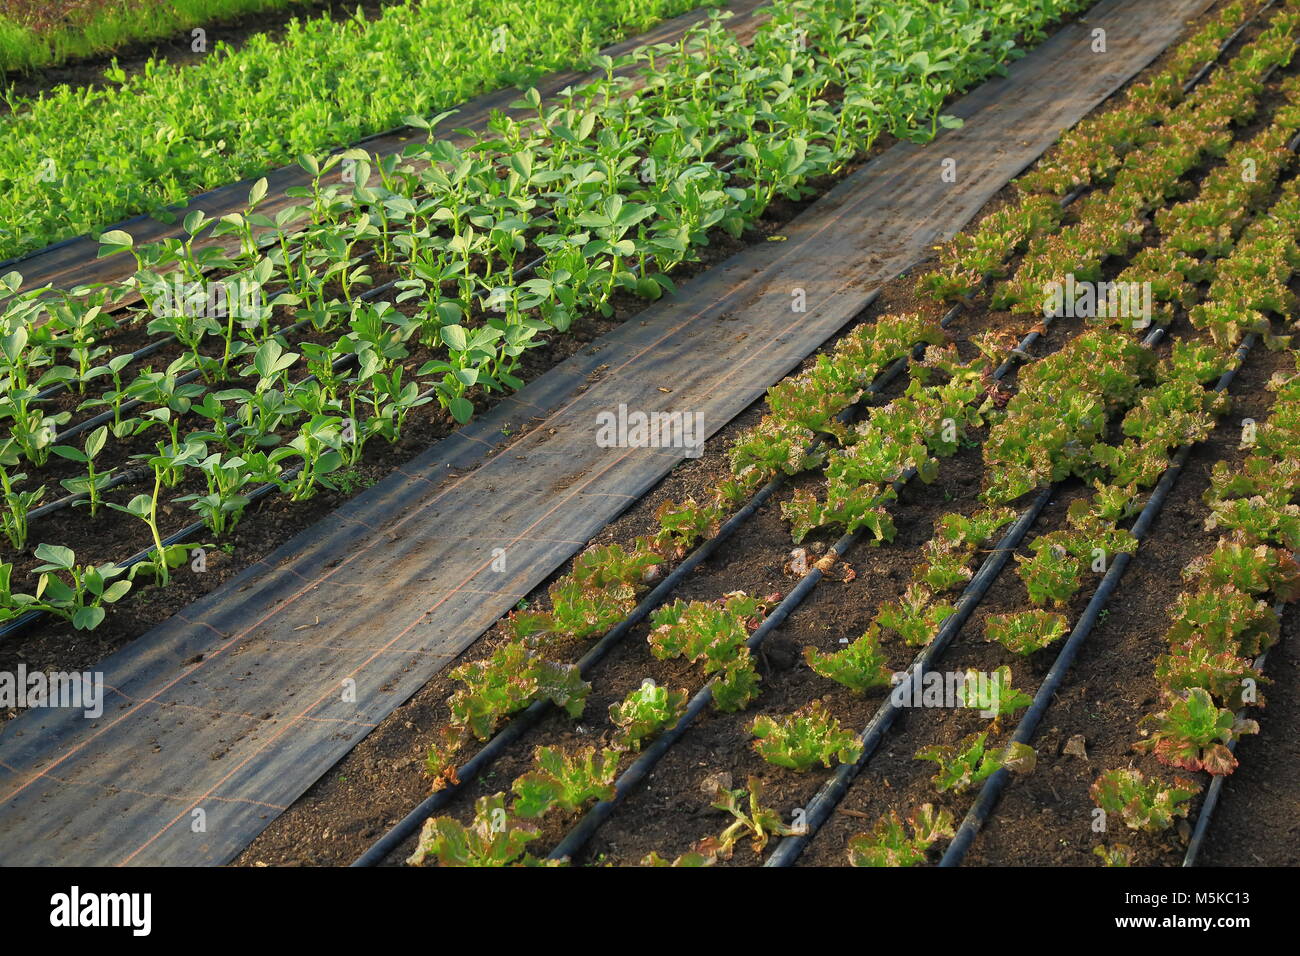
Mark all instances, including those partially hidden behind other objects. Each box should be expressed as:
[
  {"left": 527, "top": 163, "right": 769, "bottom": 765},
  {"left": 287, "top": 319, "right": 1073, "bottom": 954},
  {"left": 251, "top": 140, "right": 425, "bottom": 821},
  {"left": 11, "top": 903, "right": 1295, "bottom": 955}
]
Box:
[
  {"left": 939, "top": 333, "right": 1258, "bottom": 867},
  {"left": 27, "top": 468, "right": 145, "bottom": 521},
  {"left": 763, "top": 486, "right": 1052, "bottom": 866}
]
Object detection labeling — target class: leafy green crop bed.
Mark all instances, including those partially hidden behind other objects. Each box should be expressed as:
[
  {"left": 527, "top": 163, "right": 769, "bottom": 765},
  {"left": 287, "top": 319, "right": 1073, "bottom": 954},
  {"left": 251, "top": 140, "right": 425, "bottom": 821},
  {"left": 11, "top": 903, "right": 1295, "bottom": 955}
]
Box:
[
  {"left": 0, "top": 0, "right": 706, "bottom": 262},
  {"left": 0, "top": 0, "right": 314, "bottom": 75}
]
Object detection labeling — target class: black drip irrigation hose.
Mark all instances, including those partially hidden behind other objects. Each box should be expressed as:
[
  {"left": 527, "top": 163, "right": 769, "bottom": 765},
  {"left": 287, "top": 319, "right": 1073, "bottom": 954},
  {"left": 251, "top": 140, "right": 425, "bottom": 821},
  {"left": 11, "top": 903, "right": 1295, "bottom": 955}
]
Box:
[
  {"left": 763, "top": 486, "right": 1052, "bottom": 866},
  {"left": 939, "top": 333, "right": 1257, "bottom": 867}
]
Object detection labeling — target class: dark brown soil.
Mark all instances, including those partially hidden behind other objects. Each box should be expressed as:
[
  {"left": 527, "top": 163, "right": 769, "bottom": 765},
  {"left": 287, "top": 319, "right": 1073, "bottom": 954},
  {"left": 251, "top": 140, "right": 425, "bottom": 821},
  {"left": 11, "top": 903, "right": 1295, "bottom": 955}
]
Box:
[{"left": 1198, "top": 608, "right": 1300, "bottom": 866}]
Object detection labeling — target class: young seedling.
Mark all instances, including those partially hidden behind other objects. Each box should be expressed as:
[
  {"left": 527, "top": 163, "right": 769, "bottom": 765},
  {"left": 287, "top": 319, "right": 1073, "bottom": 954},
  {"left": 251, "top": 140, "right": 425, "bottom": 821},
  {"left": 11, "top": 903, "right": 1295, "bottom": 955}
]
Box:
[
  {"left": 1133, "top": 687, "right": 1258, "bottom": 775},
  {"left": 955, "top": 665, "right": 1033, "bottom": 722},
  {"left": 26, "top": 543, "right": 131, "bottom": 631},
  {"left": 1089, "top": 768, "right": 1199, "bottom": 832},
  {"left": 406, "top": 793, "right": 541, "bottom": 868},
  {"left": 804, "top": 624, "right": 892, "bottom": 694},
  {"left": 915, "top": 731, "right": 1036, "bottom": 794},
  {"left": 510, "top": 745, "right": 620, "bottom": 818},
  {"left": 52, "top": 425, "right": 112, "bottom": 517},
  {"left": 697, "top": 776, "right": 795, "bottom": 859},
  {"left": 749, "top": 700, "right": 863, "bottom": 772},
  {"left": 446, "top": 641, "right": 589, "bottom": 741},
  {"left": 608, "top": 680, "right": 687, "bottom": 750},
  {"left": 984, "top": 610, "right": 1069, "bottom": 655},
  {"left": 0, "top": 439, "right": 44, "bottom": 548},
  {"left": 846, "top": 804, "right": 955, "bottom": 867}
]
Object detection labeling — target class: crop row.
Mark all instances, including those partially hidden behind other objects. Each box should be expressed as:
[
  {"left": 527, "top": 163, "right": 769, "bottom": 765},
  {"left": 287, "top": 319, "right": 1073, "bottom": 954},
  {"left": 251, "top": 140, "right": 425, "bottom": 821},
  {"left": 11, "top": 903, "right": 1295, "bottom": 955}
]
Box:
[
  {"left": 0, "top": 0, "right": 1096, "bottom": 633},
  {"left": 1087, "top": 190, "right": 1300, "bottom": 864}
]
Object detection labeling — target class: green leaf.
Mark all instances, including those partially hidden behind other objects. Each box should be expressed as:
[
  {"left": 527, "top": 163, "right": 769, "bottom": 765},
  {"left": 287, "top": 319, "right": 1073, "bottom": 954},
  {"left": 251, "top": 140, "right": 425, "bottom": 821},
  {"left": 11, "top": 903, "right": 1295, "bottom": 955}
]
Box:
[
  {"left": 449, "top": 396, "right": 474, "bottom": 424},
  {"left": 97, "top": 230, "right": 134, "bottom": 257},
  {"left": 33, "top": 543, "right": 76, "bottom": 570},
  {"left": 73, "top": 606, "right": 106, "bottom": 631}
]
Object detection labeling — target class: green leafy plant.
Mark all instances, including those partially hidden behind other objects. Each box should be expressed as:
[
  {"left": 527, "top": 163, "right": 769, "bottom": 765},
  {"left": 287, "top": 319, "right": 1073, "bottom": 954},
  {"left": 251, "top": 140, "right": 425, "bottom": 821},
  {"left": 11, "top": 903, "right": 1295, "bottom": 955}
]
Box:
[
  {"left": 1134, "top": 687, "right": 1258, "bottom": 775},
  {"left": 875, "top": 584, "right": 955, "bottom": 647},
  {"left": 915, "top": 731, "right": 1036, "bottom": 794},
  {"left": 608, "top": 680, "right": 687, "bottom": 750},
  {"left": 955, "top": 666, "right": 1033, "bottom": 721},
  {"left": 1184, "top": 535, "right": 1300, "bottom": 601},
  {"left": 511, "top": 746, "right": 620, "bottom": 818},
  {"left": 846, "top": 804, "right": 955, "bottom": 867},
  {"left": 804, "top": 625, "right": 892, "bottom": 694},
  {"left": 649, "top": 592, "right": 764, "bottom": 712},
  {"left": 406, "top": 793, "right": 541, "bottom": 868},
  {"left": 21, "top": 544, "right": 132, "bottom": 631},
  {"left": 1093, "top": 844, "right": 1133, "bottom": 867},
  {"left": 749, "top": 701, "right": 863, "bottom": 772},
  {"left": 698, "top": 776, "right": 795, "bottom": 859},
  {"left": 1089, "top": 768, "right": 1199, "bottom": 833},
  {"left": 445, "top": 641, "right": 589, "bottom": 742},
  {"left": 0, "top": 440, "right": 44, "bottom": 548},
  {"left": 1165, "top": 585, "right": 1279, "bottom": 658},
  {"left": 984, "top": 610, "right": 1069, "bottom": 655},
  {"left": 653, "top": 497, "right": 723, "bottom": 559}
]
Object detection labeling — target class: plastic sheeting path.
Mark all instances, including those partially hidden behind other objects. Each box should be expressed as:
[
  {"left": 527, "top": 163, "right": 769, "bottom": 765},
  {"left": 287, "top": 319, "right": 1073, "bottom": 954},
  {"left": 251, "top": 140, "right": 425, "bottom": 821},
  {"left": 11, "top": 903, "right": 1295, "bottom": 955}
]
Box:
[{"left": 0, "top": 0, "right": 1215, "bottom": 865}]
